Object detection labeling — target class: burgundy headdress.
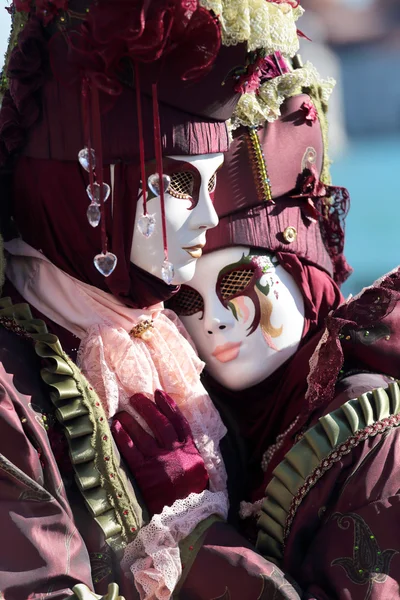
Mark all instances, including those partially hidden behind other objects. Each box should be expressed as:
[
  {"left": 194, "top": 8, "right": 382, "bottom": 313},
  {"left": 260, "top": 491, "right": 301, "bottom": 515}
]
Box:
[
  {"left": 205, "top": 93, "right": 352, "bottom": 286},
  {"left": 0, "top": 0, "right": 248, "bottom": 304}
]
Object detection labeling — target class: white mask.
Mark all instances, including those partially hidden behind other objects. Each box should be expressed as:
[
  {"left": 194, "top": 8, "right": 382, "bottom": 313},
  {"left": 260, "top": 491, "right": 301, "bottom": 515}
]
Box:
[
  {"left": 174, "top": 246, "right": 305, "bottom": 391},
  {"left": 130, "top": 153, "right": 223, "bottom": 285}
]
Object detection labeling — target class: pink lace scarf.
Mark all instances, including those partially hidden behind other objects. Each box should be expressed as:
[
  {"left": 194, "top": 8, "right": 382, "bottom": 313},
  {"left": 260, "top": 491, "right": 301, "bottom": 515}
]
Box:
[{"left": 5, "top": 239, "right": 228, "bottom": 599}]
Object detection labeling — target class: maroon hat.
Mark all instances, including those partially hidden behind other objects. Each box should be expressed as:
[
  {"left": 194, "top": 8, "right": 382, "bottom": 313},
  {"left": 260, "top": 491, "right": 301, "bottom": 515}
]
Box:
[
  {"left": 205, "top": 94, "right": 352, "bottom": 285},
  {"left": 0, "top": 0, "right": 248, "bottom": 292},
  {"left": 0, "top": 1, "right": 246, "bottom": 164}
]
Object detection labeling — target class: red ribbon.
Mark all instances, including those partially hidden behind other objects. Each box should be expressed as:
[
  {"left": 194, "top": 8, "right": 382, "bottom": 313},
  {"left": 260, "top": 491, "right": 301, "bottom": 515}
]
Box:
[
  {"left": 135, "top": 62, "right": 148, "bottom": 216},
  {"left": 90, "top": 80, "right": 108, "bottom": 255},
  {"left": 152, "top": 82, "right": 168, "bottom": 262}
]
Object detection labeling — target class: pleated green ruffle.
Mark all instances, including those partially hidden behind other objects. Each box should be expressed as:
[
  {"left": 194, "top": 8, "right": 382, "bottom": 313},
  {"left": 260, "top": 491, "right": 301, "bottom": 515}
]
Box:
[
  {"left": 257, "top": 381, "right": 400, "bottom": 562},
  {"left": 0, "top": 298, "right": 146, "bottom": 553}
]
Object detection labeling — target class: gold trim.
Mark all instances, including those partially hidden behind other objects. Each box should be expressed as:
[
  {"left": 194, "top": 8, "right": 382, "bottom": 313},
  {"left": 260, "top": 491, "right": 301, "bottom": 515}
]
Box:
[
  {"left": 247, "top": 128, "right": 274, "bottom": 204},
  {"left": 256, "top": 382, "right": 400, "bottom": 563},
  {"left": 130, "top": 319, "right": 154, "bottom": 340}
]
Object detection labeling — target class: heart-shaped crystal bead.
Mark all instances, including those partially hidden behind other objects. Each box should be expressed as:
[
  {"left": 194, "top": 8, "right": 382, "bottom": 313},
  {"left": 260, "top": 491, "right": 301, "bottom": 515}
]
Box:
[
  {"left": 147, "top": 173, "right": 171, "bottom": 197},
  {"left": 137, "top": 213, "right": 156, "bottom": 238},
  {"left": 78, "top": 147, "right": 96, "bottom": 172},
  {"left": 161, "top": 260, "right": 174, "bottom": 285},
  {"left": 93, "top": 252, "right": 118, "bottom": 277},
  {"left": 86, "top": 182, "right": 110, "bottom": 204},
  {"left": 87, "top": 203, "right": 101, "bottom": 227}
]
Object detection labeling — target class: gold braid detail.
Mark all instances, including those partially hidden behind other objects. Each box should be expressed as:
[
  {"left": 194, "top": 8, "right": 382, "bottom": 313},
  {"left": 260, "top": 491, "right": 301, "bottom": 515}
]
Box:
[{"left": 246, "top": 128, "right": 274, "bottom": 204}]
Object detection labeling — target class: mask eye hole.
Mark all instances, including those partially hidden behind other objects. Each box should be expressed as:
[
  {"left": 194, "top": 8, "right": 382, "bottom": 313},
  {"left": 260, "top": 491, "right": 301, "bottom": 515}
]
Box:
[
  {"left": 168, "top": 285, "right": 204, "bottom": 317},
  {"left": 168, "top": 172, "right": 195, "bottom": 199},
  {"left": 219, "top": 269, "right": 254, "bottom": 302},
  {"left": 208, "top": 172, "right": 217, "bottom": 193}
]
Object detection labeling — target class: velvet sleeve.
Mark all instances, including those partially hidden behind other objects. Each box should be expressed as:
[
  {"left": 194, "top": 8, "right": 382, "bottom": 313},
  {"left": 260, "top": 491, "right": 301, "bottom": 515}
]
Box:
[
  {"left": 177, "top": 519, "right": 302, "bottom": 599},
  {"left": 0, "top": 361, "right": 94, "bottom": 599},
  {"left": 281, "top": 397, "right": 400, "bottom": 599}
]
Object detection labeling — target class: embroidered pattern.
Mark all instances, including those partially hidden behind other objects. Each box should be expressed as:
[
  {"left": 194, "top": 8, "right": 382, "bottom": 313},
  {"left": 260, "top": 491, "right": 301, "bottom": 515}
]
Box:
[
  {"left": 210, "top": 570, "right": 301, "bottom": 600},
  {"left": 283, "top": 413, "right": 400, "bottom": 545},
  {"left": 246, "top": 127, "right": 273, "bottom": 204},
  {"left": 331, "top": 513, "right": 398, "bottom": 600},
  {"left": 0, "top": 455, "right": 53, "bottom": 502},
  {"left": 0, "top": 316, "right": 31, "bottom": 341},
  {"left": 212, "top": 588, "right": 230, "bottom": 600},
  {"left": 257, "top": 570, "right": 301, "bottom": 599},
  {"left": 339, "top": 324, "right": 392, "bottom": 346},
  {"left": 89, "top": 547, "right": 113, "bottom": 584}
]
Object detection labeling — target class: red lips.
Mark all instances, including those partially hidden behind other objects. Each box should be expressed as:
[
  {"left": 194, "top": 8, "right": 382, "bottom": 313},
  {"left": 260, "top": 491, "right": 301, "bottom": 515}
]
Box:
[{"left": 211, "top": 341, "right": 242, "bottom": 363}]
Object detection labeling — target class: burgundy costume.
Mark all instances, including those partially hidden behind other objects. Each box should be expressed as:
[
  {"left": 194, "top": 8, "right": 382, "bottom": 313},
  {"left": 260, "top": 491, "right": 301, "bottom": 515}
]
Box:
[
  {"left": 0, "top": 0, "right": 399, "bottom": 599},
  {"left": 170, "top": 90, "right": 400, "bottom": 599}
]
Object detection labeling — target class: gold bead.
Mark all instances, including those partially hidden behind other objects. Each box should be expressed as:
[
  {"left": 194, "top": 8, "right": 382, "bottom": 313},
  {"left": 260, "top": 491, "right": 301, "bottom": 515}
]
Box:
[
  {"left": 283, "top": 226, "right": 297, "bottom": 244},
  {"left": 130, "top": 319, "right": 154, "bottom": 340}
]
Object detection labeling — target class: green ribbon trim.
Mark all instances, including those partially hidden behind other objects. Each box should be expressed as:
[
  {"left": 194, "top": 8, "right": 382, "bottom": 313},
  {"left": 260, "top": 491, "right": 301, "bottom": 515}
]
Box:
[
  {"left": 257, "top": 381, "right": 400, "bottom": 562},
  {"left": 173, "top": 514, "right": 223, "bottom": 598},
  {"left": 0, "top": 298, "right": 146, "bottom": 552}
]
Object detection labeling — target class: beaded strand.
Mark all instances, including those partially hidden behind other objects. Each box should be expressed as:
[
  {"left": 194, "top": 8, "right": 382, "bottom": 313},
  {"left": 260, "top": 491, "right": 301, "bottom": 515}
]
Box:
[{"left": 247, "top": 127, "right": 274, "bottom": 204}]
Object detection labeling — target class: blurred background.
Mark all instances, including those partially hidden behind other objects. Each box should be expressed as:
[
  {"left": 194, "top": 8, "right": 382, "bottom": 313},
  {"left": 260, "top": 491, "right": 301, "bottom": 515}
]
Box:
[
  {"left": 0, "top": 0, "right": 399, "bottom": 296},
  {"left": 299, "top": 0, "right": 400, "bottom": 296}
]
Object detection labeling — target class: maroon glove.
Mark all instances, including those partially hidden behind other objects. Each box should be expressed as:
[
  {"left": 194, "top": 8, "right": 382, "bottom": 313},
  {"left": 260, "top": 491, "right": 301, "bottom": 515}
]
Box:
[{"left": 111, "top": 390, "right": 209, "bottom": 516}]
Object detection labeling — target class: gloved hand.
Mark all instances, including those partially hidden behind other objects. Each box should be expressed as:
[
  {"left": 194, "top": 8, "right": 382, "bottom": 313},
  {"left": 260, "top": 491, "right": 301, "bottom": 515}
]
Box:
[{"left": 111, "top": 390, "right": 209, "bottom": 516}]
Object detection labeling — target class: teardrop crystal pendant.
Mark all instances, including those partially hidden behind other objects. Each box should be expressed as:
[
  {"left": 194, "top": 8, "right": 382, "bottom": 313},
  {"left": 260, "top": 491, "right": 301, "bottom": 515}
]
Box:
[
  {"left": 161, "top": 260, "right": 174, "bottom": 285},
  {"left": 86, "top": 182, "right": 111, "bottom": 204},
  {"left": 78, "top": 147, "right": 96, "bottom": 172},
  {"left": 147, "top": 173, "right": 171, "bottom": 197},
  {"left": 93, "top": 252, "right": 118, "bottom": 277},
  {"left": 137, "top": 213, "right": 156, "bottom": 238},
  {"left": 87, "top": 203, "right": 101, "bottom": 227}
]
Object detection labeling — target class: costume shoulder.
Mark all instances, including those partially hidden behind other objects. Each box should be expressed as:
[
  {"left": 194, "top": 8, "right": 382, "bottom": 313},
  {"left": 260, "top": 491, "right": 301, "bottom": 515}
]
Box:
[
  {"left": 257, "top": 380, "right": 400, "bottom": 599},
  {"left": 0, "top": 305, "right": 95, "bottom": 598},
  {"left": 0, "top": 298, "right": 143, "bottom": 598}
]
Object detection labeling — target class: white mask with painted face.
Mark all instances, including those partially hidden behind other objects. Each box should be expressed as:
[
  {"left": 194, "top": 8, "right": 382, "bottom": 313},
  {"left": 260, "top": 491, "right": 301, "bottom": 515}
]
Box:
[
  {"left": 173, "top": 246, "right": 305, "bottom": 391},
  {"left": 130, "top": 153, "right": 223, "bottom": 285}
]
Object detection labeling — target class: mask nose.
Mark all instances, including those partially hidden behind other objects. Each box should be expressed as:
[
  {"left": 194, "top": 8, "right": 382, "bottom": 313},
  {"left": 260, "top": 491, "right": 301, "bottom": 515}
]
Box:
[
  {"left": 203, "top": 300, "right": 235, "bottom": 336},
  {"left": 189, "top": 184, "right": 219, "bottom": 230}
]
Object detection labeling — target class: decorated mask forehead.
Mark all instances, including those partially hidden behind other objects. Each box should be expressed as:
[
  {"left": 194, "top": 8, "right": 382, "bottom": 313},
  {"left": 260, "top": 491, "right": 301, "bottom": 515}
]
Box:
[
  {"left": 169, "top": 246, "right": 305, "bottom": 390},
  {"left": 130, "top": 153, "right": 223, "bottom": 286}
]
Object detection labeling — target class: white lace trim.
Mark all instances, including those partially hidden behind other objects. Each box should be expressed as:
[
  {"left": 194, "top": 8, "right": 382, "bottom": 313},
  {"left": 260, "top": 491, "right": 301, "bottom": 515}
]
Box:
[
  {"left": 231, "top": 61, "right": 336, "bottom": 128},
  {"left": 122, "top": 490, "right": 228, "bottom": 600},
  {"left": 200, "top": 0, "right": 304, "bottom": 54},
  {"left": 239, "top": 498, "right": 263, "bottom": 519}
]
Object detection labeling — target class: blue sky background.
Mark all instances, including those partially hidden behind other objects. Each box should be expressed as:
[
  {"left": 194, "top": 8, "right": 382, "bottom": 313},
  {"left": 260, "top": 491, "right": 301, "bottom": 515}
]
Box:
[{"left": 0, "top": 1, "right": 10, "bottom": 65}]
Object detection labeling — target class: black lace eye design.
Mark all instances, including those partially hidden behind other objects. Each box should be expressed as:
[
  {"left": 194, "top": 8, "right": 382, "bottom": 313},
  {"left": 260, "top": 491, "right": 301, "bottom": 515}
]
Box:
[
  {"left": 168, "top": 172, "right": 195, "bottom": 199},
  {"left": 208, "top": 172, "right": 217, "bottom": 193},
  {"left": 168, "top": 285, "right": 204, "bottom": 317},
  {"left": 218, "top": 269, "right": 255, "bottom": 302}
]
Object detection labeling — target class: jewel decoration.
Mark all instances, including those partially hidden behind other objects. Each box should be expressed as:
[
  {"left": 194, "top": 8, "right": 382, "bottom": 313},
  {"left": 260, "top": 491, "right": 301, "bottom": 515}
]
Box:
[
  {"left": 78, "top": 147, "right": 96, "bottom": 172},
  {"left": 87, "top": 203, "right": 101, "bottom": 227},
  {"left": 87, "top": 182, "right": 111, "bottom": 204},
  {"left": 94, "top": 252, "right": 118, "bottom": 277},
  {"left": 147, "top": 173, "right": 171, "bottom": 197},
  {"left": 161, "top": 260, "right": 174, "bottom": 285},
  {"left": 137, "top": 213, "right": 156, "bottom": 238}
]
